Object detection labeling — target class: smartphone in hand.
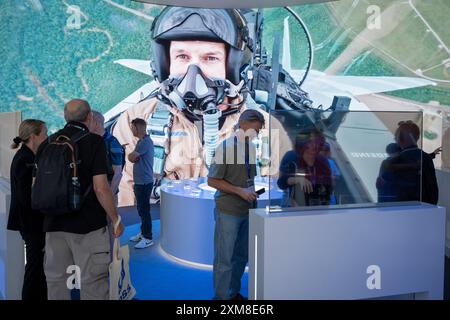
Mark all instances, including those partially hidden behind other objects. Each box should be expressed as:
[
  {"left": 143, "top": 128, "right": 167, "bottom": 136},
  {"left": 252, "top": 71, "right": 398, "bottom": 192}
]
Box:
[{"left": 256, "top": 188, "right": 265, "bottom": 195}]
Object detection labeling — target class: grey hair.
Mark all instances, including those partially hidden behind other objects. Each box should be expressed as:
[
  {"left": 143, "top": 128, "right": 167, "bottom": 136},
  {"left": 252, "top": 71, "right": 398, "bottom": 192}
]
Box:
[
  {"left": 64, "top": 99, "right": 91, "bottom": 122},
  {"left": 92, "top": 110, "right": 105, "bottom": 125}
]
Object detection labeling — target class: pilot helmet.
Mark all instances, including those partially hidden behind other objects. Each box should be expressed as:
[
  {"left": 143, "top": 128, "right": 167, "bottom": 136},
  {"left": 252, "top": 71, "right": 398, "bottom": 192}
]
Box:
[{"left": 150, "top": 7, "right": 253, "bottom": 85}]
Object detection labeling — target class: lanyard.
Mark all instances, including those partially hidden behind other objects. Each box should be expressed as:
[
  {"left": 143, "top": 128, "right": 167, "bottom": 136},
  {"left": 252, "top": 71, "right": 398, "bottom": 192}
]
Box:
[
  {"left": 67, "top": 123, "right": 87, "bottom": 132},
  {"left": 234, "top": 136, "right": 252, "bottom": 179}
]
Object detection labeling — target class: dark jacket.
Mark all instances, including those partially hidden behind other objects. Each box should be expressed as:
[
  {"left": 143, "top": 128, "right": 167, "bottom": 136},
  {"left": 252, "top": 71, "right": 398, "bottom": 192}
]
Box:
[
  {"left": 7, "top": 144, "right": 44, "bottom": 233},
  {"left": 389, "top": 146, "right": 439, "bottom": 205}
]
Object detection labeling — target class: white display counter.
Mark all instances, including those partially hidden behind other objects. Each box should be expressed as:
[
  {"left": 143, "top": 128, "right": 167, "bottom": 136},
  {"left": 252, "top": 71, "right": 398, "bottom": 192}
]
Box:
[
  {"left": 0, "top": 177, "right": 24, "bottom": 300},
  {"left": 436, "top": 168, "right": 450, "bottom": 257},
  {"left": 160, "top": 177, "right": 283, "bottom": 266},
  {"left": 249, "top": 202, "right": 446, "bottom": 300}
]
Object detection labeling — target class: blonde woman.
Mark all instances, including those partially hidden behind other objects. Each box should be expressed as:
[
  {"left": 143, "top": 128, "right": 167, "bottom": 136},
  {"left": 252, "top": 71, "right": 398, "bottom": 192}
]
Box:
[{"left": 7, "top": 119, "right": 48, "bottom": 300}]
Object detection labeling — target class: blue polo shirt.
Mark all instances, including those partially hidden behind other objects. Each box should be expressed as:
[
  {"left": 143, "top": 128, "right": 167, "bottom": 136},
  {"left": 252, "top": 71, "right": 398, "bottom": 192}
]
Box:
[
  {"left": 103, "top": 131, "right": 124, "bottom": 167},
  {"left": 133, "top": 134, "right": 154, "bottom": 185}
]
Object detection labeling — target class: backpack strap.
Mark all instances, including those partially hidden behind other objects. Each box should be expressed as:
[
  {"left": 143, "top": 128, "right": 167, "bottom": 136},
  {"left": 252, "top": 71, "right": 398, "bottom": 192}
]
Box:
[
  {"left": 67, "top": 129, "right": 93, "bottom": 204},
  {"left": 48, "top": 128, "right": 89, "bottom": 164},
  {"left": 71, "top": 130, "right": 90, "bottom": 144},
  {"left": 67, "top": 130, "right": 90, "bottom": 171}
]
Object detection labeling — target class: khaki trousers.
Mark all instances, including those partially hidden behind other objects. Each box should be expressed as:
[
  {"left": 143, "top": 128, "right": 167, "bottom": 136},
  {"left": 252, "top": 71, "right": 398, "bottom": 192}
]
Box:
[{"left": 44, "top": 227, "right": 111, "bottom": 300}]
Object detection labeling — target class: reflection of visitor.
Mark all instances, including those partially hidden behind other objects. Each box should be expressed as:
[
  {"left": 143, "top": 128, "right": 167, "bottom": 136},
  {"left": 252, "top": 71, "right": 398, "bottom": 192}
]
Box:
[
  {"left": 320, "top": 142, "right": 340, "bottom": 205},
  {"left": 388, "top": 121, "right": 439, "bottom": 204},
  {"left": 376, "top": 143, "right": 401, "bottom": 203},
  {"left": 430, "top": 146, "right": 442, "bottom": 159},
  {"left": 278, "top": 130, "right": 333, "bottom": 207}
]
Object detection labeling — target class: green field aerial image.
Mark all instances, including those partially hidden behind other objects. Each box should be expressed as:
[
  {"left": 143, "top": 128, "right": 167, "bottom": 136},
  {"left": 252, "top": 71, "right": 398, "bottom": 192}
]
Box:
[{"left": 1, "top": 0, "right": 450, "bottom": 132}]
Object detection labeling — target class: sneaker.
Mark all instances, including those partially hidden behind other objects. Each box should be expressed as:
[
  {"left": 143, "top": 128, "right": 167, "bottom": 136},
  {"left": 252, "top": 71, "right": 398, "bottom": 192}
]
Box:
[
  {"left": 134, "top": 238, "right": 154, "bottom": 249},
  {"left": 230, "top": 293, "right": 247, "bottom": 300},
  {"left": 129, "top": 233, "right": 143, "bottom": 242}
]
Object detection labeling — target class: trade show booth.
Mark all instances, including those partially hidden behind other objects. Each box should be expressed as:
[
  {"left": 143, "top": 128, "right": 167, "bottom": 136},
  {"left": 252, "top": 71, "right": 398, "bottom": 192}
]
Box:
[
  {"left": 1, "top": 0, "right": 450, "bottom": 301},
  {"left": 244, "top": 109, "right": 447, "bottom": 299}
]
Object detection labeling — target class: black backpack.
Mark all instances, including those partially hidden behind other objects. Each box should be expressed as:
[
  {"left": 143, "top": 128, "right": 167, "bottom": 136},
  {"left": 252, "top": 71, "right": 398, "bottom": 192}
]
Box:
[{"left": 32, "top": 130, "right": 91, "bottom": 216}]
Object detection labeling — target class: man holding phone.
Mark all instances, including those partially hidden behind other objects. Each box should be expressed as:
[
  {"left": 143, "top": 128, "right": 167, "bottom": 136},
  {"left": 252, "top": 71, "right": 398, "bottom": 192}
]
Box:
[{"left": 207, "top": 109, "right": 265, "bottom": 300}]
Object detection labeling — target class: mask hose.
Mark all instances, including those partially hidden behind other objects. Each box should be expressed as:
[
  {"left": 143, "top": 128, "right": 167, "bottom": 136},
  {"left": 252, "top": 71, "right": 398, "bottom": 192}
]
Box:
[{"left": 203, "top": 104, "right": 222, "bottom": 166}]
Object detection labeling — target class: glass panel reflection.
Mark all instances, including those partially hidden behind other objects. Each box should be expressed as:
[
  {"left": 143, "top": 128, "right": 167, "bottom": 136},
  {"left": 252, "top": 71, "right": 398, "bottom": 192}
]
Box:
[{"left": 268, "top": 110, "right": 428, "bottom": 210}]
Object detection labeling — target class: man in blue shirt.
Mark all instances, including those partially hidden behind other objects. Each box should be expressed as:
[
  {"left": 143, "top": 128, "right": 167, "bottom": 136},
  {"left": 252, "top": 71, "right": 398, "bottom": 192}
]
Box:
[
  {"left": 92, "top": 111, "right": 124, "bottom": 198},
  {"left": 128, "top": 118, "right": 155, "bottom": 249}
]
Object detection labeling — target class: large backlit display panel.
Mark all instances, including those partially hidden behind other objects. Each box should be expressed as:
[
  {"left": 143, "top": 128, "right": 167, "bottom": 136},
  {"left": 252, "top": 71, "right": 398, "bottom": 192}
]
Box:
[{"left": 1, "top": 1, "right": 448, "bottom": 205}]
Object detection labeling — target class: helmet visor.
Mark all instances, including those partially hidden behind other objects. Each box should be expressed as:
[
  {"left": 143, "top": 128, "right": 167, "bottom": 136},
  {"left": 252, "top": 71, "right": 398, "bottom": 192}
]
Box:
[{"left": 152, "top": 7, "right": 247, "bottom": 50}]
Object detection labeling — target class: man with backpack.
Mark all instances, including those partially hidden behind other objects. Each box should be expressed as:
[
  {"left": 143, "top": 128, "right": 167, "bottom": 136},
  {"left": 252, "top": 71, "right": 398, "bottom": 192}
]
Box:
[
  {"left": 92, "top": 110, "right": 125, "bottom": 200},
  {"left": 32, "top": 99, "right": 124, "bottom": 300}
]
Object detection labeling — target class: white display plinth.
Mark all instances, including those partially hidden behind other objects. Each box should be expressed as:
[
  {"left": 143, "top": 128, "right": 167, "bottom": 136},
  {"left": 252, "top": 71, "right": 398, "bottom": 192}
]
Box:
[
  {"left": 436, "top": 168, "right": 450, "bottom": 257},
  {"left": 0, "top": 177, "right": 24, "bottom": 300},
  {"left": 160, "top": 177, "right": 282, "bottom": 266},
  {"left": 249, "top": 202, "right": 446, "bottom": 300}
]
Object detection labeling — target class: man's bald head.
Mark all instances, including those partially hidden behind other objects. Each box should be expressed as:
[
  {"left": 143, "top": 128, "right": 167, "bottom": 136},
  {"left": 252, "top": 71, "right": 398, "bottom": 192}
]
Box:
[{"left": 64, "top": 99, "right": 91, "bottom": 123}]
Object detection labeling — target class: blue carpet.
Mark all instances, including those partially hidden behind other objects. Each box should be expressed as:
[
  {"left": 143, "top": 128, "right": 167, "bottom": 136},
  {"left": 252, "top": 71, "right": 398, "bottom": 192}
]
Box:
[{"left": 121, "top": 220, "right": 248, "bottom": 300}]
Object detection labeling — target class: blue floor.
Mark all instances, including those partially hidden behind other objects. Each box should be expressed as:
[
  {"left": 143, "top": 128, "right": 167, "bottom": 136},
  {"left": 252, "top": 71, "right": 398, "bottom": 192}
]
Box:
[{"left": 121, "top": 220, "right": 248, "bottom": 300}]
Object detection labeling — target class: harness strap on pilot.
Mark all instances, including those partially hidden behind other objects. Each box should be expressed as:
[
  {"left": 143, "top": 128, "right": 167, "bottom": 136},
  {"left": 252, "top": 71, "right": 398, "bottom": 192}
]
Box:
[{"left": 147, "top": 101, "right": 172, "bottom": 178}]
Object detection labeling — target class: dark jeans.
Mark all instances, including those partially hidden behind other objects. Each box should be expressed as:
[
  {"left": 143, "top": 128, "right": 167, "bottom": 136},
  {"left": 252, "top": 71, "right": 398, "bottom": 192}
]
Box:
[
  {"left": 213, "top": 209, "right": 249, "bottom": 300},
  {"left": 20, "top": 232, "right": 47, "bottom": 300},
  {"left": 133, "top": 183, "right": 153, "bottom": 240}
]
